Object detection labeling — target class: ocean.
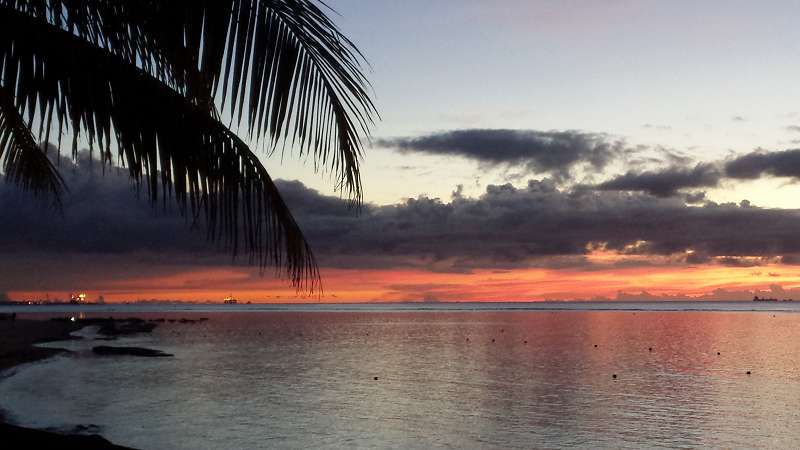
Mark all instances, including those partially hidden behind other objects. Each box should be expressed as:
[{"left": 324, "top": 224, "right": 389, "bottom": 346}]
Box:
[{"left": 2, "top": 302, "right": 800, "bottom": 449}]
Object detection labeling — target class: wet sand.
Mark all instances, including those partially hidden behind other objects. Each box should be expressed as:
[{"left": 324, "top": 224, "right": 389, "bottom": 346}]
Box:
[
  {"left": 0, "top": 318, "right": 80, "bottom": 372},
  {"left": 0, "top": 318, "right": 134, "bottom": 449}
]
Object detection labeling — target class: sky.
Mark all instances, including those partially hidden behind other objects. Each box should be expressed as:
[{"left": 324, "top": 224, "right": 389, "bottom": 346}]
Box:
[{"left": 6, "top": 0, "right": 800, "bottom": 302}]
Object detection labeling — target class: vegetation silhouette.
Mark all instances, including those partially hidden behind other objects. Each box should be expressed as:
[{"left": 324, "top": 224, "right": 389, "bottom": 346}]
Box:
[{"left": 0, "top": 0, "right": 377, "bottom": 292}]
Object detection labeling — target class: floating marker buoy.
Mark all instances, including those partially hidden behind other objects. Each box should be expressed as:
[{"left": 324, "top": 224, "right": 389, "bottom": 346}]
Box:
[
  {"left": 374, "top": 376, "right": 379, "bottom": 380},
  {"left": 746, "top": 371, "right": 751, "bottom": 375},
  {"left": 612, "top": 374, "right": 617, "bottom": 379},
  {"left": 648, "top": 347, "right": 652, "bottom": 352}
]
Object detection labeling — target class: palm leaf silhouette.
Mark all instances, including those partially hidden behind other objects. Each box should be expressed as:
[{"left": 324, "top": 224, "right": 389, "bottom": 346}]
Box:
[{"left": 0, "top": 1, "right": 377, "bottom": 291}]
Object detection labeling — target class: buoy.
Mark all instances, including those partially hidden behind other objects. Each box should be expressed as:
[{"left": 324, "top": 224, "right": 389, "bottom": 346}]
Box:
[
  {"left": 648, "top": 347, "right": 652, "bottom": 352},
  {"left": 612, "top": 374, "right": 617, "bottom": 379},
  {"left": 717, "top": 352, "right": 721, "bottom": 355},
  {"left": 523, "top": 340, "right": 528, "bottom": 344},
  {"left": 746, "top": 371, "right": 751, "bottom": 375},
  {"left": 594, "top": 344, "right": 598, "bottom": 348},
  {"left": 491, "top": 338, "right": 495, "bottom": 343},
  {"left": 373, "top": 376, "right": 379, "bottom": 380}
]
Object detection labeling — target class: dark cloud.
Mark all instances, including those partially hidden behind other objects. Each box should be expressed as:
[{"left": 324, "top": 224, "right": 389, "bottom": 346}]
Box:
[
  {"left": 684, "top": 191, "right": 707, "bottom": 204},
  {"left": 595, "top": 163, "right": 721, "bottom": 197},
  {"left": 6, "top": 156, "right": 800, "bottom": 282},
  {"left": 724, "top": 149, "right": 800, "bottom": 180},
  {"left": 376, "top": 129, "right": 624, "bottom": 179},
  {"left": 597, "top": 148, "right": 800, "bottom": 197},
  {"left": 0, "top": 153, "right": 208, "bottom": 256},
  {"left": 715, "top": 256, "right": 770, "bottom": 268},
  {"left": 278, "top": 179, "right": 800, "bottom": 271}
]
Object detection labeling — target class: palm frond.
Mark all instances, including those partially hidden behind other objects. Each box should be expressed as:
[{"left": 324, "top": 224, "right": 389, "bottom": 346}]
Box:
[
  {"left": 1, "top": 0, "right": 378, "bottom": 202},
  {"left": 0, "top": 5, "right": 320, "bottom": 290},
  {"left": 0, "top": 85, "right": 64, "bottom": 206},
  {"left": 210, "top": 0, "right": 378, "bottom": 203}
]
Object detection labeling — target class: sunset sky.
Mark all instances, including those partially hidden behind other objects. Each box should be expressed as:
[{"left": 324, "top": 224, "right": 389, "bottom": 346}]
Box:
[{"left": 6, "top": 0, "right": 800, "bottom": 302}]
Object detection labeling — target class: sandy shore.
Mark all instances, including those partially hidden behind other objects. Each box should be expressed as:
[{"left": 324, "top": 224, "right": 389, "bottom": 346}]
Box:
[
  {"left": 0, "top": 318, "right": 80, "bottom": 372},
  {"left": 0, "top": 318, "right": 135, "bottom": 449}
]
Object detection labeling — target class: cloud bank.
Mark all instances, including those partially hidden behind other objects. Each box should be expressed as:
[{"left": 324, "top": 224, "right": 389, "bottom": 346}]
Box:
[
  {"left": 6, "top": 146, "right": 800, "bottom": 296},
  {"left": 376, "top": 129, "right": 624, "bottom": 179},
  {"left": 724, "top": 149, "right": 800, "bottom": 180},
  {"left": 595, "top": 163, "right": 721, "bottom": 197},
  {"left": 279, "top": 179, "right": 800, "bottom": 271}
]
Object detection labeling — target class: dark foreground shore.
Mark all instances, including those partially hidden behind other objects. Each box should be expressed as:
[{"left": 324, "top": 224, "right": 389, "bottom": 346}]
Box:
[
  {"left": 0, "top": 318, "right": 80, "bottom": 372},
  {"left": 0, "top": 318, "right": 135, "bottom": 449}
]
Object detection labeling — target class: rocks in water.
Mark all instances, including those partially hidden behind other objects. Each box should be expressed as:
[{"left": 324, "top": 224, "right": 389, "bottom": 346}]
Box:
[
  {"left": 52, "top": 317, "right": 157, "bottom": 337},
  {"left": 69, "top": 424, "right": 101, "bottom": 434},
  {"left": 149, "top": 317, "right": 209, "bottom": 324},
  {"left": 92, "top": 346, "right": 173, "bottom": 357},
  {"left": 97, "top": 319, "right": 156, "bottom": 337},
  {"left": 178, "top": 318, "right": 204, "bottom": 324}
]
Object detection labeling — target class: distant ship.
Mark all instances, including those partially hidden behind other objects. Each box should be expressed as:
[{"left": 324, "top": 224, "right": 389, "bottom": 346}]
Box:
[
  {"left": 223, "top": 295, "right": 238, "bottom": 304},
  {"left": 753, "top": 296, "right": 778, "bottom": 302}
]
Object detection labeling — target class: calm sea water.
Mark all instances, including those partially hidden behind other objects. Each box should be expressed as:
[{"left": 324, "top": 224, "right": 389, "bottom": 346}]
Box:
[{"left": 2, "top": 303, "right": 800, "bottom": 449}]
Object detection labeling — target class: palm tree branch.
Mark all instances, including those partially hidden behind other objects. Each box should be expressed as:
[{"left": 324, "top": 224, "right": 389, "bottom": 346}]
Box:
[
  {"left": 190, "top": 0, "right": 378, "bottom": 203},
  {"left": 0, "top": 5, "right": 319, "bottom": 290},
  {"left": 1, "top": 0, "right": 378, "bottom": 203},
  {"left": 0, "top": 84, "right": 65, "bottom": 206}
]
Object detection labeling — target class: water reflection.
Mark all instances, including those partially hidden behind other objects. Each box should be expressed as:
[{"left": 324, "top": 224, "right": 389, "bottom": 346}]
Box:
[{"left": 2, "top": 311, "right": 800, "bottom": 448}]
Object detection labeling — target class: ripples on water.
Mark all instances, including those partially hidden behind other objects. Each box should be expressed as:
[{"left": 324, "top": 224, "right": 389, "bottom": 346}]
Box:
[{"left": 2, "top": 310, "right": 800, "bottom": 449}]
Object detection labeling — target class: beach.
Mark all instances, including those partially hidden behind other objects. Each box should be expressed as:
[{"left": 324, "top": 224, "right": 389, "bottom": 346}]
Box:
[
  {"left": 0, "top": 318, "right": 134, "bottom": 449},
  {"left": 0, "top": 318, "right": 80, "bottom": 372}
]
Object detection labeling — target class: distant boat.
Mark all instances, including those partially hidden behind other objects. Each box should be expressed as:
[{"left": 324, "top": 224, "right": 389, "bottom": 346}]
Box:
[
  {"left": 753, "top": 296, "right": 778, "bottom": 302},
  {"left": 223, "top": 295, "right": 238, "bottom": 304}
]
